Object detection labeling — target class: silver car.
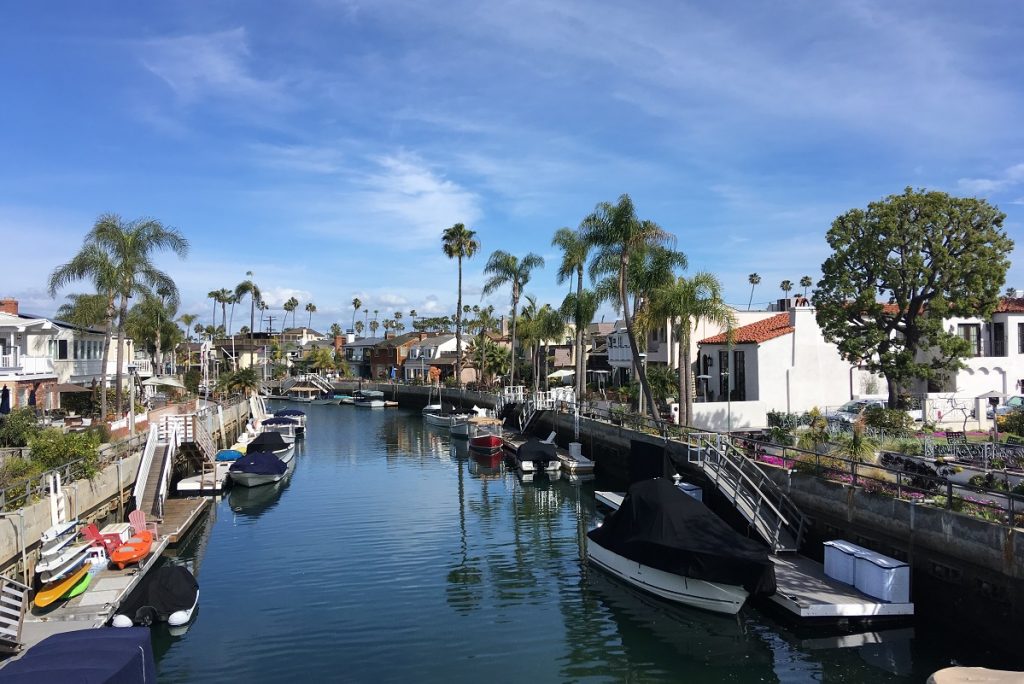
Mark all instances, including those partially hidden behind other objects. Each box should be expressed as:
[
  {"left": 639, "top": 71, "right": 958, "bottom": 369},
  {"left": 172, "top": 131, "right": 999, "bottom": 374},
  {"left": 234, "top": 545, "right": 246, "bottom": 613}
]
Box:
[{"left": 988, "top": 395, "right": 1024, "bottom": 419}]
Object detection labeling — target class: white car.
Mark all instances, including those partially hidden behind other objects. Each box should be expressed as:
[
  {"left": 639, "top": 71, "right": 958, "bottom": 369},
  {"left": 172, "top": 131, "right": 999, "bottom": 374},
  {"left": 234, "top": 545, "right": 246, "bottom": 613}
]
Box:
[
  {"left": 826, "top": 399, "right": 887, "bottom": 425},
  {"left": 988, "top": 395, "right": 1024, "bottom": 419}
]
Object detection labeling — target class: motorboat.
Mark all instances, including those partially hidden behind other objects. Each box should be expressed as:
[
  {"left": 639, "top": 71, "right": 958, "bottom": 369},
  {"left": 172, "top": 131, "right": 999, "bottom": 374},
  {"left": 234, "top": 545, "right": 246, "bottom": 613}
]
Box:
[
  {"left": 112, "top": 564, "right": 199, "bottom": 634},
  {"left": 335, "top": 394, "right": 354, "bottom": 404},
  {"left": 260, "top": 416, "right": 299, "bottom": 445},
  {"left": 586, "top": 478, "right": 776, "bottom": 615},
  {"left": 273, "top": 408, "right": 307, "bottom": 434},
  {"left": 310, "top": 395, "right": 341, "bottom": 405},
  {"left": 246, "top": 431, "right": 294, "bottom": 457},
  {"left": 353, "top": 390, "right": 386, "bottom": 408},
  {"left": 0, "top": 627, "right": 156, "bottom": 681},
  {"left": 469, "top": 433, "right": 503, "bottom": 454},
  {"left": 229, "top": 450, "right": 291, "bottom": 487},
  {"left": 450, "top": 408, "right": 497, "bottom": 439},
  {"left": 110, "top": 530, "right": 156, "bottom": 570},
  {"left": 512, "top": 438, "right": 561, "bottom": 476}
]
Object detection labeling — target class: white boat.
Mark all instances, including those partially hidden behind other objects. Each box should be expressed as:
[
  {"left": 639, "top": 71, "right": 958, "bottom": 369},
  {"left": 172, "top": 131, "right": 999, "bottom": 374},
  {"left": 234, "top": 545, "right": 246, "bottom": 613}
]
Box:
[
  {"left": 450, "top": 408, "right": 497, "bottom": 439},
  {"left": 422, "top": 385, "right": 471, "bottom": 428},
  {"left": 272, "top": 409, "right": 307, "bottom": 435},
  {"left": 354, "top": 390, "right": 386, "bottom": 408},
  {"left": 586, "top": 478, "right": 777, "bottom": 616},
  {"left": 310, "top": 396, "right": 341, "bottom": 405},
  {"left": 229, "top": 446, "right": 295, "bottom": 487},
  {"left": 260, "top": 417, "right": 299, "bottom": 445}
]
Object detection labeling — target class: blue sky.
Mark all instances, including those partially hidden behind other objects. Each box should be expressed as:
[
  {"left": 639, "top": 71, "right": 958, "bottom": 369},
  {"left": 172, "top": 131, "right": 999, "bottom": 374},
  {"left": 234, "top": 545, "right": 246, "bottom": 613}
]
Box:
[{"left": 3, "top": 1, "right": 1023, "bottom": 332}]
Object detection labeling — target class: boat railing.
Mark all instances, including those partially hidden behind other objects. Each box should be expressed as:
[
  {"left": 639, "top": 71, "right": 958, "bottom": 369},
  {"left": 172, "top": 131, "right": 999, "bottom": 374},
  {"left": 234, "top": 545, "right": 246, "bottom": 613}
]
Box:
[{"left": 131, "top": 424, "right": 161, "bottom": 512}]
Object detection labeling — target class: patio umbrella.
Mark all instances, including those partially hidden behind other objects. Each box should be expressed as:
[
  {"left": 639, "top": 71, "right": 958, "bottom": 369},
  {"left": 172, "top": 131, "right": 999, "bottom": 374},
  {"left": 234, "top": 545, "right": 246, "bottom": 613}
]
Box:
[
  {"left": 141, "top": 376, "right": 186, "bottom": 390},
  {"left": 547, "top": 369, "right": 575, "bottom": 379},
  {"left": 0, "top": 386, "right": 9, "bottom": 415}
]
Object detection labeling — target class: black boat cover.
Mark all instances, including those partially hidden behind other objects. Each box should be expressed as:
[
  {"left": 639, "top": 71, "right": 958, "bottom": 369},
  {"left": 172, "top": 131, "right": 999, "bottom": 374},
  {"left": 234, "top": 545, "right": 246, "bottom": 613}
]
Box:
[
  {"left": 0, "top": 626, "right": 156, "bottom": 683},
  {"left": 230, "top": 451, "right": 287, "bottom": 475},
  {"left": 247, "top": 431, "right": 289, "bottom": 452},
  {"left": 518, "top": 438, "right": 557, "bottom": 463},
  {"left": 117, "top": 565, "right": 199, "bottom": 625},
  {"left": 262, "top": 417, "right": 299, "bottom": 426},
  {"left": 587, "top": 478, "right": 776, "bottom": 596},
  {"left": 274, "top": 409, "right": 306, "bottom": 417}
]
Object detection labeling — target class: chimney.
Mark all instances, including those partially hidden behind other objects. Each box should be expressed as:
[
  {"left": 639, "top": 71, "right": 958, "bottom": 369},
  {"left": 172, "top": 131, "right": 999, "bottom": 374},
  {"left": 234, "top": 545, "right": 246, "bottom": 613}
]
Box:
[{"left": 0, "top": 298, "right": 17, "bottom": 315}]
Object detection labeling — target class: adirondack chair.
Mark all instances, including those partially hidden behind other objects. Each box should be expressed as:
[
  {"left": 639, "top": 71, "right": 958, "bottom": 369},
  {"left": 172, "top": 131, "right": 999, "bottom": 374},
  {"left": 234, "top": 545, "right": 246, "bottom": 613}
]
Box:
[
  {"left": 81, "top": 523, "right": 119, "bottom": 556},
  {"left": 128, "top": 509, "right": 159, "bottom": 537}
]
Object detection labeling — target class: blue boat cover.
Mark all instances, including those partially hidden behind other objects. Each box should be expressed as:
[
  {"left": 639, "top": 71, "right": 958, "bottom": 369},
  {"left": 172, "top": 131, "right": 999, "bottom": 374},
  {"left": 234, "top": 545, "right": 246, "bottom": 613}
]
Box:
[
  {"left": 274, "top": 409, "right": 306, "bottom": 417},
  {"left": 230, "top": 451, "right": 287, "bottom": 476},
  {"left": 0, "top": 626, "right": 156, "bottom": 683},
  {"left": 215, "top": 449, "right": 244, "bottom": 461},
  {"left": 247, "top": 432, "right": 288, "bottom": 453},
  {"left": 262, "top": 416, "right": 299, "bottom": 425}
]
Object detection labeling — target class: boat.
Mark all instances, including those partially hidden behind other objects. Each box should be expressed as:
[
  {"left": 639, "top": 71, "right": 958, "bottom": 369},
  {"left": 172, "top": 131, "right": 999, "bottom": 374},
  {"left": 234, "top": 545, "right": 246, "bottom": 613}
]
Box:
[
  {"left": 36, "top": 542, "right": 90, "bottom": 582},
  {"left": 110, "top": 530, "right": 156, "bottom": 570},
  {"left": 422, "top": 384, "right": 472, "bottom": 428},
  {"left": 0, "top": 627, "right": 157, "bottom": 681},
  {"left": 112, "top": 565, "right": 199, "bottom": 632},
  {"left": 335, "top": 393, "right": 354, "bottom": 404},
  {"left": 229, "top": 450, "right": 291, "bottom": 487},
  {"left": 511, "top": 438, "right": 561, "bottom": 476},
  {"left": 310, "top": 395, "right": 342, "bottom": 405},
  {"left": 586, "top": 478, "right": 776, "bottom": 615},
  {"left": 449, "top": 407, "right": 496, "bottom": 439},
  {"left": 246, "top": 430, "right": 294, "bottom": 457},
  {"left": 353, "top": 390, "right": 386, "bottom": 408},
  {"left": 274, "top": 408, "right": 307, "bottom": 434},
  {"left": 33, "top": 563, "right": 91, "bottom": 609},
  {"left": 260, "top": 416, "right": 299, "bottom": 445},
  {"left": 469, "top": 433, "right": 503, "bottom": 454}
]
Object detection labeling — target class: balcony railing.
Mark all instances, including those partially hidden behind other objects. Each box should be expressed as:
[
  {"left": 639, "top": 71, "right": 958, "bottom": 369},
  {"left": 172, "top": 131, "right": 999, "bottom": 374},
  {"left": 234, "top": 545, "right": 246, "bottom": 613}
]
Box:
[
  {"left": 0, "top": 349, "right": 17, "bottom": 369},
  {"left": 0, "top": 353, "right": 52, "bottom": 375}
]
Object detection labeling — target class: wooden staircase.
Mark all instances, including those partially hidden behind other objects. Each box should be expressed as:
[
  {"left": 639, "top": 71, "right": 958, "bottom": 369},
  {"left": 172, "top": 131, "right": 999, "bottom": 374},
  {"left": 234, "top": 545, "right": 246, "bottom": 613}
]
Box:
[
  {"left": 0, "top": 575, "right": 28, "bottom": 654},
  {"left": 686, "top": 432, "right": 808, "bottom": 554},
  {"left": 139, "top": 444, "right": 170, "bottom": 518}
]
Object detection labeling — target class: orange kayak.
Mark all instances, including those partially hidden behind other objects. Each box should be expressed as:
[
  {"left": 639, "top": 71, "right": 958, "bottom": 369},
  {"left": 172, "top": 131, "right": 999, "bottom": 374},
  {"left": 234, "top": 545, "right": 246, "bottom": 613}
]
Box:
[
  {"left": 110, "top": 530, "right": 155, "bottom": 570},
  {"left": 34, "top": 564, "right": 90, "bottom": 609}
]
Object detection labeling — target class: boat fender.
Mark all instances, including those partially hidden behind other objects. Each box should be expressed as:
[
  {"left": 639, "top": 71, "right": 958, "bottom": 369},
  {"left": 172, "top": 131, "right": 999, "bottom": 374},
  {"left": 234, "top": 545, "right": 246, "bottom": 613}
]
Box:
[
  {"left": 111, "top": 614, "right": 133, "bottom": 628},
  {"left": 135, "top": 606, "right": 158, "bottom": 626},
  {"left": 167, "top": 609, "right": 189, "bottom": 626}
]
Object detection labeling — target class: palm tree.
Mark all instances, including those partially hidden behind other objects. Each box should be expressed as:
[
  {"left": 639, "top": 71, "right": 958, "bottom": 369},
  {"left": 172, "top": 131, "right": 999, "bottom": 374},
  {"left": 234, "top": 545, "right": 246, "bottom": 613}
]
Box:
[
  {"left": 409, "top": 309, "right": 418, "bottom": 327},
  {"left": 207, "top": 290, "right": 221, "bottom": 331},
  {"left": 211, "top": 288, "right": 231, "bottom": 336},
  {"left": 234, "top": 272, "right": 261, "bottom": 347},
  {"left": 305, "top": 302, "right": 317, "bottom": 329},
  {"left": 799, "top": 275, "right": 813, "bottom": 298},
  {"left": 329, "top": 323, "right": 342, "bottom": 339},
  {"left": 552, "top": 225, "right": 592, "bottom": 398},
  {"left": 780, "top": 279, "right": 794, "bottom": 298},
  {"left": 50, "top": 214, "right": 188, "bottom": 415},
  {"left": 257, "top": 297, "right": 268, "bottom": 332},
  {"left": 369, "top": 319, "right": 379, "bottom": 337},
  {"left": 218, "top": 366, "right": 260, "bottom": 397},
  {"left": 283, "top": 297, "right": 299, "bottom": 331},
  {"left": 178, "top": 313, "right": 198, "bottom": 343},
  {"left": 582, "top": 194, "right": 672, "bottom": 420},
  {"left": 482, "top": 249, "right": 544, "bottom": 387},
  {"left": 747, "top": 273, "right": 761, "bottom": 311},
  {"left": 535, "top": 305, "right": 566, "bottom": 391},
  {"left": 651, "top": 272, "right": 735, "bottom": 427},
  {"left": 351, "top": 297, "right": 362, "bottom": 333},
  {"left": 354, "top": 320, "right": 365, "bottom": 336},
  {"left": 442, "top": 223, "right": 481, "bottom": 387}
]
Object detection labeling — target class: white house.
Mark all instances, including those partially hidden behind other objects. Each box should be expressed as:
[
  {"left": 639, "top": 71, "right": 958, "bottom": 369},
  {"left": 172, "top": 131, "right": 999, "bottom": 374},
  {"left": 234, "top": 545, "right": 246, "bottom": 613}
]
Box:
[
  {"left": 927, "top": 298, "right": 1024, "bottom": 397},
  {"left": 404, "top": 334, "right": 470, "bottom": 382}
]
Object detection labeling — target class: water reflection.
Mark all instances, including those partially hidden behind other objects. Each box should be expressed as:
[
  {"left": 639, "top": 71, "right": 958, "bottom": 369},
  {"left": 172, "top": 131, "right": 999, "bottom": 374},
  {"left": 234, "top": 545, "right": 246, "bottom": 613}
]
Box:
[{"left": 227, "top": 460, "right": 295, "bottom": 520}]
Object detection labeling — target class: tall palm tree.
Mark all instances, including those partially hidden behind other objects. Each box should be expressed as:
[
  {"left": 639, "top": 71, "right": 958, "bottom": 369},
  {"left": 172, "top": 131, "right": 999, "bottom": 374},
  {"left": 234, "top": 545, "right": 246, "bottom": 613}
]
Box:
[
  {"left": 283, "top": 297, "right": 299, "bottom": 330},
  {"left": 257, "top": 298, "right": 268, "bottom": 332},
  {"left": 354, "top": 320, "right": 365, "bottom": 336},
  {"left": 52, "top": 214, "right": 188, "bottom": 414},
  {"left": 207, "top": 290, "right": 221, "bottom": 331},
  {"left": 305, "top": 302, "right": 317, "bottom": 329},
  {"left": 651, "top": 272, "right": 735, "bottom": 427},
  {"left": 369, "top": 319, "right": 379, "bottom": 337},
  {"left": 226, "top": 293, "right": 239, "bottom": 337},
  {"left": 780, "top": 279, "right": 794, "bottom": 298},
  {"left": 515, "top": 296, "right": 540, "bottom": 391},
  {"left": 747, "top": 273, "right": 761, "bottom": 311},
  {"left": 329, "top": 322, "right": 342, "bottom": 338},
  {"left": 178, "top": 313, "right": 198, "bottom": 343},
  {"left": 799, "top": 275, "right": 813, "bottom": 298},
  {"left": 536, "top": 304, "right": 566, "bottom": 391},
  {"left": 212, "top": 288, "right": 231, "bottom": 336},
  {"left": 582, "top": 194, "right": 671, "bottom": 420},
  {"left": 552, "top": 225, "right": 592, "bottom": 397},
  {"left": 409, "top": 309, "right": 418, "bottom": 327},
  {"left": 482, "top": 249, "right": 544, "bottom": 387},
  {"left": 234, "top": 272, "right": 261, "bottom": 346},
  {"left": 442, "top": 223, "right": 481, "bottom": 387},
  {"left": 351, "top": 297, "right": 362, "bottom": 333}
]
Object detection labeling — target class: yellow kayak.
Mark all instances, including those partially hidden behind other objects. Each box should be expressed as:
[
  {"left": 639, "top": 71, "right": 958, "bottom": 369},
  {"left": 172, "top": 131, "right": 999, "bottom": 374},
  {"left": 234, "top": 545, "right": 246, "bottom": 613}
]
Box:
[{"left": 34, "top": 564, "right": 90, "bottom": 609}]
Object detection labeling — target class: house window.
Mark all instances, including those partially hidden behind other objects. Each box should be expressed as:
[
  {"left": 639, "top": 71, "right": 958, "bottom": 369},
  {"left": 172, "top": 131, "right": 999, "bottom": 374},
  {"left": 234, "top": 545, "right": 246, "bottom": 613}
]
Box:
[
  {"left": 993, "top": 322, "right": 1005, "bottom": 357},
  {"left": 957, "top": 324, "right": 981, "bottom": 356},
  {"left": 718, "top": 350, "right": 729, "bottom": 399},
  {"left": 733, "top": 350, "right": 746, "bottom": 401},
  {"left": 1019, "top": 323, "right": 1024, "bottom": 354},
  {"left": 51, "top": 339, "right": 69, "bottom": 360}
]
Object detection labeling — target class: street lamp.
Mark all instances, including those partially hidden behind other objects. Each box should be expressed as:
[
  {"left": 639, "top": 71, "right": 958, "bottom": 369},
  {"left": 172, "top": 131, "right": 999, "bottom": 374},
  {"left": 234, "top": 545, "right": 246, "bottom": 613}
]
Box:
[
  {"left": 127, "top": 363, "right": 138, "bottom": 437},
  {"left": 696, "top": 374, "right": 711, "bottom": 404}
]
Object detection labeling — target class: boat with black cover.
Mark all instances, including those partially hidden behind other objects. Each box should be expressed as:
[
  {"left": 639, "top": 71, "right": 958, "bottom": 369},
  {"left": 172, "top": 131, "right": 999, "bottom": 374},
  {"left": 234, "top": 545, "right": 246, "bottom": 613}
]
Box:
[
  {"left": 512, "top": 438, "right": 561, "bottom": 476},
  {"left": 587, "top": 478, "right": 776, "bottom": 615},
  {"left": 0, "top": 626, "right": 156, "bottom": 682},
  {"left": 273, "top": 408, "right": 307, "bottom": 434},
  {"left": 229, "top": 450, "right": 291, "bottom": 487},
  {"left": 111, "top": 564, "right": 199, "bottom": 634},
  {"left": 246, "top": 430, "right": 294, "bottom": 457}
]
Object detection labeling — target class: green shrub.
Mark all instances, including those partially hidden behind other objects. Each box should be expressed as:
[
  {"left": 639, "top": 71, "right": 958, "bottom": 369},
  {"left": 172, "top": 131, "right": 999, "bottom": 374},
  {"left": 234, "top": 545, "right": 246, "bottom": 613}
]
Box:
[
  {"left": 1000, "top": 408, "right": 1024, "bottom": 438},
  {"left": 183, "top": 369, "right": 201, "bottom": 394},
  {"left": 863, "top": 406, "right": 913, "bottom": 433},
  {"left": 28, "top": 429, "right": 101, "bottom": 478},
  {"left": 0, "top": 408, "right": 41, "bottom": 447}
]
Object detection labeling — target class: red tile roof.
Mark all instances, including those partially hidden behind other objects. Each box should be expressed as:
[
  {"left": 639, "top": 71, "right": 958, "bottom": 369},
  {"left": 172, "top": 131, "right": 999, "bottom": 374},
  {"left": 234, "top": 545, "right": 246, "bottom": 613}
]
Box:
[
  {"left": 996, "top": 298, "right": 1024, "bottom": 313},
  {"left": 699, "top": 313, "right": 794, "bottom": 345}
]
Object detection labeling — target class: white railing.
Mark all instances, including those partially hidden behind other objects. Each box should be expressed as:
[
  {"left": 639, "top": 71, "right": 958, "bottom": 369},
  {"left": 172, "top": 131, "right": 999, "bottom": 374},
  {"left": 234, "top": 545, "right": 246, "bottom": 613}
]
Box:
[
  {"left": 154, "top": 426, "right": 178, "bottom": 519},
  {"left": 0, "top": 574, "right": 29, "bottom": 653},
  {"left": 0, "top": 350, "right": 18, "bottom": 369},
  {"left": 131, "top": 424, "right": 160, "bottom": 511}
]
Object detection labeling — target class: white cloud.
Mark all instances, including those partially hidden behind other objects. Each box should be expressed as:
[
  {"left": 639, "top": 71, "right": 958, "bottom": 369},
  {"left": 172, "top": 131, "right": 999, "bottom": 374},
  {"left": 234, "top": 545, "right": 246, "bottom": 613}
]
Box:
[
  {"left": 958, "top": 163, "right": 1024, "bottom": 196},
  {"left": 249, "top": 142, "right": 344, "bottom": 174}
]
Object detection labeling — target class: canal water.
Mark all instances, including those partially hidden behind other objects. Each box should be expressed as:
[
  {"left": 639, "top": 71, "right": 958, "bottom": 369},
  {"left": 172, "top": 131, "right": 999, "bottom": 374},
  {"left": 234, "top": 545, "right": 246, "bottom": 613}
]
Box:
[{"left": 152, "top": 403, "right": 1017, "bottom": 682}]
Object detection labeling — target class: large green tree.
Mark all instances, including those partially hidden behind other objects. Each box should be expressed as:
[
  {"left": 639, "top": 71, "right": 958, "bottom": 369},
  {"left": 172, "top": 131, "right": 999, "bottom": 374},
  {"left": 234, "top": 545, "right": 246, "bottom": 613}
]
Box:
[
  {"left": 583, "top": 194, "right": 674, "bottom": 421},
  {"left": 482, "top": 249, "right": 544, "bottom": 387},
  {"left": 814, "top": 188, "right": 1012, "bottom": 406},
  {"left": 650, "top": 272, "right": 735, "bottom": 427},
  {"left": 442, "top": 223, "right": 480, "bottom": 387}
]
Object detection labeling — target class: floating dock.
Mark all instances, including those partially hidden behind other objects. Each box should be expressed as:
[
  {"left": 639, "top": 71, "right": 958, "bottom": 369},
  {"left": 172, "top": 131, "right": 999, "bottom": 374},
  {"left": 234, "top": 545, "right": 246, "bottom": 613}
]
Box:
[
  {"left": 20, "top": 536, "right": 170, "bottom": 649},
  {"left": 176, "top": 462, "right": 232, "bottom": 495},
  {"left": 160, "top": 498, "right": 211, "bottom": 544},
  {"left": 591, "top": 490, "right": 913, "bottom": 622}
]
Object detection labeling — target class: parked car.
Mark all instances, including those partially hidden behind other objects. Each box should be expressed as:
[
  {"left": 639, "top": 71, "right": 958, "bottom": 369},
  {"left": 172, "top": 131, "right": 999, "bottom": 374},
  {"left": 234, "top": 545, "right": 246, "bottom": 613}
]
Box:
[
  {"left": 987, "top": 395, "right": 1024, "bottom": 419},
  {"left": 826, "top": 399, "right": 887, "bottom": 425}
]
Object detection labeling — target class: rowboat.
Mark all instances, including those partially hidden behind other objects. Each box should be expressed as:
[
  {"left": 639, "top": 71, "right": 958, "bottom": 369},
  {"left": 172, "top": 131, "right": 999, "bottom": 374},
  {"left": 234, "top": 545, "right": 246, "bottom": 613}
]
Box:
[
  {"left": 110, "top": 530, "right": 156, "bottom": 570},
  {"left": 469, "top": 433, "right": 503, "bottom": 454},
  {"left": 34, "top": 564, "right": 90, "bottom": 609}
]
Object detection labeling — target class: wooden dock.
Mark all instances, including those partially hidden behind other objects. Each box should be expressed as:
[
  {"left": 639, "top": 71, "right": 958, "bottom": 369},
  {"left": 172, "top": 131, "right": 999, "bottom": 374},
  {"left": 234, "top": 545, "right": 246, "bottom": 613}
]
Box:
[
  {"left": 20, "top": 536, "right": 170, "bottom": 649},
  {"left": 176, "top": 462, "right": 232, "bottom": 495},
  {"left": 160, "top": 497, "right": 211, "bottom": 544}
]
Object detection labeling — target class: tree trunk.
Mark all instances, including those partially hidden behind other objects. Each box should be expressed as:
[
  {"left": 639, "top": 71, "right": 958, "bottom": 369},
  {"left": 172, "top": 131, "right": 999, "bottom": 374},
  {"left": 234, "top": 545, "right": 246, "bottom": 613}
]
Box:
[
  {"left": 621, "top": 256, "right": 660, "bottom": 421},
  {"left": 576, "top": 267, "right": 585, "bottom": 400},
  {"left": 509, "top": 292, "right": 519, "bottom": 388},
  {"left": 681, "top": 327, "right": 693, "bottom": 427},
  {"left": 455, "top": 255, "right": 463, "bottom": 387},
  {"left": 114, "top": 295, "right": 128, "bottom": 415},
  {"left": 100, "top": 300, "right": 114, "bottom": 421},
  {"left": 886, "top": 375, "right": 899, "bottom": 408}
]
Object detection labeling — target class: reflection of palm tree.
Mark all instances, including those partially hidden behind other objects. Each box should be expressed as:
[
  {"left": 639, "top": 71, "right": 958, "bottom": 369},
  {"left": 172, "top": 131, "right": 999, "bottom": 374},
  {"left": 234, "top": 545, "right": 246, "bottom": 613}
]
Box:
[{"left": 446, "top": 438, "right": 481, "bottom": 613}]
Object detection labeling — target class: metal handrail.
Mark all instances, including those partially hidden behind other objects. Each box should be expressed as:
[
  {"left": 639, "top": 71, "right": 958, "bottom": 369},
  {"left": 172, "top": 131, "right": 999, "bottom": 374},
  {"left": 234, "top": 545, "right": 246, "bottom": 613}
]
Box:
[
  {"left": 130, "top": 424, "right": 160, "bottom": 511},
  {"left": 154, "top": 426, "right": 177, "bottom": 519}
]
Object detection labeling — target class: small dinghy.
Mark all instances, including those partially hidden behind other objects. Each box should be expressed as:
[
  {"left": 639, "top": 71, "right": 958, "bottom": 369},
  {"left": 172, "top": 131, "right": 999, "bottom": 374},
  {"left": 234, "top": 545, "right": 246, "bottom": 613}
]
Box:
[
  {"left": 112, "top": 565, "right": 199, "bottom": 631},
  {"left": 110, "top": 530, "right": 155, "bottom": 570}
]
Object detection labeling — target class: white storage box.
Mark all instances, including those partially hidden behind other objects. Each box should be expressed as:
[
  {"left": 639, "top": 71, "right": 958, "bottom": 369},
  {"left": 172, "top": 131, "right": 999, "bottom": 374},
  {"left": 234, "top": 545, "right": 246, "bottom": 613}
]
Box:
[
  {"left": 854, "top": 550, "right": 910, "bottom": 603},
  {"left": 100, "top": 522, "right": 132, "bottom": 544},
  {"left": 568, "top": 442, "right": 582, "bottom": 459},
  {"left": 823, "top": 540, "right": 863, "bottom": 585},
  {"left": 676, "top": 481, "right": 703, "bottom": 502}
]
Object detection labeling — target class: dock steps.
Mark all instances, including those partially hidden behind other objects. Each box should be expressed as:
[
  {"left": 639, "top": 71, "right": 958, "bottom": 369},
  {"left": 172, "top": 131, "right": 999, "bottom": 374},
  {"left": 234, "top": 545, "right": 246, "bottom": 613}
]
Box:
[{"left": 0, "top": 575, "right": 29, "bottom": 654}]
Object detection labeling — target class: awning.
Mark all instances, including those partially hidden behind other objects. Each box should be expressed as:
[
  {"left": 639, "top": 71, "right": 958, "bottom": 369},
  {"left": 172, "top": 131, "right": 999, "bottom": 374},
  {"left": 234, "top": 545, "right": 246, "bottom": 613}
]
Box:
[
  {"left": 547, "top": 369, "right": 575, "bottom": 379},
  {"left": 141, "top": 376, "right": 186, "bottom": 389},
  {"left": 53, "top": 383, "right": 91, "bottom": 393}
]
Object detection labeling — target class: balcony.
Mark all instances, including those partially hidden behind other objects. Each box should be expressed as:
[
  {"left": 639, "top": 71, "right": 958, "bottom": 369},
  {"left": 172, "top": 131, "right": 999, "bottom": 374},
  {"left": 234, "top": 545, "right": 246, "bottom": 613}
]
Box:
[
  {"left": 0, "top": 351, "right": 54, "bottom": 376},
  {"left": 0, "top": 349, "right": 17, "bottom": 370}
]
